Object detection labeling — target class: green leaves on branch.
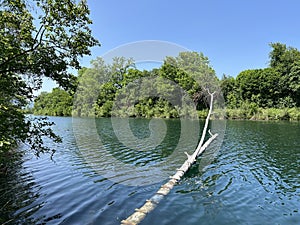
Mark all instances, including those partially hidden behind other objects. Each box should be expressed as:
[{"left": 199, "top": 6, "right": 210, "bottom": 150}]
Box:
[
  {"left": 1, "top": 0, "right": 99, "bottom": 90},
  {"left": 0, "top": 0, "right": 99, "bottom": 157}
]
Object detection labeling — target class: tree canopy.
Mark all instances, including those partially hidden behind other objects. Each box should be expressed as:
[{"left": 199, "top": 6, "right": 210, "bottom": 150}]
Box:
[
  {"left": 221, "top": 42, "right": 300, "bottom": 109},
  {"left": 0, "top": 0, "right": 99, "bottom": 159},
  {"left": 35, "top": 51, "right": 220, "bottom": 118},
  {"left": 34, "top": 43, "right": 300, "bottom": 121},
  {"left": 33, "top": 88, "right": 73, "bottom": 116}
]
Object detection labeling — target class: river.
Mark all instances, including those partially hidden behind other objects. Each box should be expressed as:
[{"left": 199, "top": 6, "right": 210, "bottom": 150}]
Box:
[{"left": 0, "top": 117, "right": 299, "bottom": 225}]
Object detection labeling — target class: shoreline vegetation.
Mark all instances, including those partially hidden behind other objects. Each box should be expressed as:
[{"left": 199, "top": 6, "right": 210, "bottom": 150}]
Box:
[
  {"left": 29, "top": 107, "right": 300, "bottom": 121},
  {"left": 201, "top": 107, "right": 300, "bottom": 121},
  {"left": 32, "top": 43, "right": 300, "bottom": 122}
]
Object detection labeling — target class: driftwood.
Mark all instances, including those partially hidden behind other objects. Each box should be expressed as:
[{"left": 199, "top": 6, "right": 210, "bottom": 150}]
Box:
[{"left": 121, "top": 91, "right": 218, "bottom": 225}]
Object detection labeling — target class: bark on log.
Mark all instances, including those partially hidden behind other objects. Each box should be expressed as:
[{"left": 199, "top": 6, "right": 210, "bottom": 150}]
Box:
[{"left": 121, "top": 91, "right": 218, "bottom": 225}]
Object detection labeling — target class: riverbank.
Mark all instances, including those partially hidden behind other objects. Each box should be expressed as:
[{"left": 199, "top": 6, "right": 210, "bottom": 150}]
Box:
[
  {"left": 198, "top": 107, "right": 300, "bottom": 121},
  {"left": 30, "top": 107, "right": 300, "bottom": 121}
]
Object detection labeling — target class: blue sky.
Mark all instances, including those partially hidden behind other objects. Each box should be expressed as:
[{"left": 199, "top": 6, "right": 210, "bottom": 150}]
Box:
[{"left": 42, "top": 0, "right": 300, "bottom": 91}]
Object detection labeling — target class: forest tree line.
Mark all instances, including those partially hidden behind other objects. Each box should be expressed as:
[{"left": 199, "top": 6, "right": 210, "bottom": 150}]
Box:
[
  {"left": 33, "top": 43, "right": 300, "bottom": 120},
  {"left": 34, "top": 51, "right": 220, "bottom": 118}
]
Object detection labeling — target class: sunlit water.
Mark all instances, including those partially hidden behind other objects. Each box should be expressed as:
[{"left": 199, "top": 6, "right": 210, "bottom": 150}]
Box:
[{"left": 1, "top": 117, "right": 299, "bottom": 225}]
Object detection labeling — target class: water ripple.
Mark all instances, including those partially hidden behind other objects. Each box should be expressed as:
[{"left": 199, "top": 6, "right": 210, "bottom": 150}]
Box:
[{"left": 1, "top": 118, "right": 299, "bottom": 225}]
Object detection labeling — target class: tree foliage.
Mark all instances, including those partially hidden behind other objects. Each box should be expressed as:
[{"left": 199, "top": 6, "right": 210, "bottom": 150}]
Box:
[
  {"left": 221, "top": 42, "right": 300, "bottom": 110},
  {"left": 0, "top": 0, "right": 99, "bottom": 158},
  {"left": 0, "top": 0, "right": 98, "bottom": 88},
  {"left": 36, "top": 52, "right": 219, "bottom": 118},
  {"left": 33, "top": 88, "right": 73, "bottom": 116},
  {"left": 34, "top": 43, "right": 300, "bottom": 121},
  {"left": 269, "top": 43, "right": 300, "bottom": 106},
  {"left": 79, "top": 52, "right": 218, "bottom": 117}
]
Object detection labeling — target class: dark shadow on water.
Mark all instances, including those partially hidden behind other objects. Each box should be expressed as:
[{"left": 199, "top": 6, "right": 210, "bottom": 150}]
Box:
[{"left": 0, "top": 154, "right": 41, "bottom": 225}]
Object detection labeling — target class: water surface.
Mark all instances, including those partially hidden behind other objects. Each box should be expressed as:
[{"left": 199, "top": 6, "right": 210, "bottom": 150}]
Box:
[{"left": 0, "top": 118, "right": 299, "bottom": 224}]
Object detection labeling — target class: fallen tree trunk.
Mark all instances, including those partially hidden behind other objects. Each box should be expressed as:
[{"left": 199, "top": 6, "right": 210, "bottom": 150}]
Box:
[{"left": 121, "top": 91, "right": 218, "bottom": 225}]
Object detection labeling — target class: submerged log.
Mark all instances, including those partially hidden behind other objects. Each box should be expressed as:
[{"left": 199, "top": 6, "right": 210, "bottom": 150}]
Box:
[{"left": 121, "top": 91, "right": 218, "bottom": 225}]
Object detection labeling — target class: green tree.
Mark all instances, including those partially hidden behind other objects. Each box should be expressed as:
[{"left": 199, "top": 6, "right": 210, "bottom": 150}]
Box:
[
  {"left": 73, "top": 52, "right": 218, "bottom": 119},
  {"left": 73, "top": 57, "right": 134, "bottom": 117},
  {"left": 269, "top": 43, "right": 300, "bottom": 74},
  {"left": 289, "top": 61, "right": 300, "bottom": 105},
  {"left": 33, "top": 88, "right": 73, "bottom": 116},
  {"left": 165, "top": 52, "right": 219, "bottom": 91},
  {"left": 162, "top": 52, "right": 219, "bottom": 110},
  {"left": 220, "top": 75, "right": 236, "bottom": 105},
  {"left": 269, "top": 43, "right": 300, "bottom": 105},
  {"left": 235, "top": 68, "right": 281, "bottom": 108},
  {"left": 0, "top": 0, "right": 99, "bottom": 158}
]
